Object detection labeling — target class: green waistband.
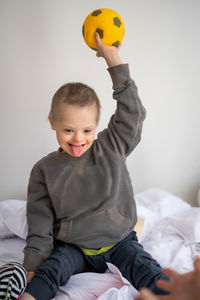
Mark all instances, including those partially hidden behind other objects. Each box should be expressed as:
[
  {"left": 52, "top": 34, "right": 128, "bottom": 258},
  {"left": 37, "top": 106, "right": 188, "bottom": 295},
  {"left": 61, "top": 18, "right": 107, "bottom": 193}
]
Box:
[{"left": 80, "top": 243, "right": 116, "bottom": 255}]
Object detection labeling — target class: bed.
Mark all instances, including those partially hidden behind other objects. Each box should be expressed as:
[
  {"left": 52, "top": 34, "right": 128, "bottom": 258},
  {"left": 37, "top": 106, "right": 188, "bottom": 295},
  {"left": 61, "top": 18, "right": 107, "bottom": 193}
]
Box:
[{"left": 0, "top": 188, "right": 200, "bottom": 299}]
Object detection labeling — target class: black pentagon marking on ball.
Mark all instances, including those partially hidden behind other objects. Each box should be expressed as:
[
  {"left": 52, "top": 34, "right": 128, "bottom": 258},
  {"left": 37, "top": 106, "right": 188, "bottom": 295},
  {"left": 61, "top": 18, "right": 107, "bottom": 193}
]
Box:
[
  {"left": 82, "top": 25, "right": 84, "bottom": 37},
  {"left": 112, "top": 40, "right": 120, "bottom": 47},
  {"left": 92, "top": 9, "right": 102, "bottom": 16},
  {"left": 96, "top": 28, "right": 104, "bottom": 38},
  {"left": 113, "top": 17, "right": 121, "bottom": 28}
]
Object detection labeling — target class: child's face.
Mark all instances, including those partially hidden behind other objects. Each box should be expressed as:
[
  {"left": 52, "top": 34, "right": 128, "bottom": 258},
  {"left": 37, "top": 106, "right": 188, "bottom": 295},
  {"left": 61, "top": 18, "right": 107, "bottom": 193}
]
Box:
[{"left": 49, "top": 103, "right": 97, "bottom": 157}]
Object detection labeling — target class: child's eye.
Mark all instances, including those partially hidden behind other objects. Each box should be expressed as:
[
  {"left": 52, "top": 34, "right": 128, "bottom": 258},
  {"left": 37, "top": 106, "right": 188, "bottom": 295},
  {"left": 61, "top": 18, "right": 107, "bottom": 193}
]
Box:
[
  {"left": 84, "top": 129, "right": 92, "bottom": 133},
  {"left": 65, "top": 129, "right": 72, "bottom": 133}
]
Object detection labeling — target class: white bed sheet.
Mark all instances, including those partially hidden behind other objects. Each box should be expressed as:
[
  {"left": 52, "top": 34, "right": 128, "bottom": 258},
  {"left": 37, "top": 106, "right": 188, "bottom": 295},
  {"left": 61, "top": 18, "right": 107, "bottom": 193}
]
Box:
[
  {"left": 0, "top": 188, "right": 200, "bottom": 299},
  {"left": 135, "top": 188, "right": 200, "bottom": 273}
]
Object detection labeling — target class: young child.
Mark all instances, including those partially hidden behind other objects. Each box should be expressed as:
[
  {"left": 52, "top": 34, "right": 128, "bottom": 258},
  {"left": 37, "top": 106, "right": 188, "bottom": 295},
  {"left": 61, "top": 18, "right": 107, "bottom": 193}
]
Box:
[{"left": 21, "top": 33, "right": 169, "bottom": 300}]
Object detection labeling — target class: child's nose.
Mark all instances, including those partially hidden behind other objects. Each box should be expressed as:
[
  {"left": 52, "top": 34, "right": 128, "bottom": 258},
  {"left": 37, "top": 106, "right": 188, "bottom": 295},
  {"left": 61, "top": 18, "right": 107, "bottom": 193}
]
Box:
[{"left": 73, "top": 132, "right": 82, "bottom": 143}]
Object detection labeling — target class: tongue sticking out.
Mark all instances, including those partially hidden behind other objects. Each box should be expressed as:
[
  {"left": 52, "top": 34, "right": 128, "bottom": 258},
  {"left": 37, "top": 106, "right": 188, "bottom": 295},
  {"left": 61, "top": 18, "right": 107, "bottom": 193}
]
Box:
[{"left": 71, "top": 145, "right": 84, "bottom": 157}]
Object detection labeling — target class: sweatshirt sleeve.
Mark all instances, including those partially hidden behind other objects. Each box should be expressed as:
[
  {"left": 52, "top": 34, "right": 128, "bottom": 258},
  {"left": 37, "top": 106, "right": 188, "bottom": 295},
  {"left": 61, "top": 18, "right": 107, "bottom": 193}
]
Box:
[
  {"left": 99, "top": 64, "right": 146, "bottom": 157},
  {"left": 23, "top": 162, "right": 54, "bottom": 272}
]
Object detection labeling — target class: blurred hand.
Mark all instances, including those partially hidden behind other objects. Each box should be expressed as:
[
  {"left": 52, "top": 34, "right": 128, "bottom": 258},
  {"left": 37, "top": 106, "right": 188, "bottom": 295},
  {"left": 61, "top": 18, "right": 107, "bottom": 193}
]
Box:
[{"left": 136, "top": 258, "right": 200, "bottom": 300}]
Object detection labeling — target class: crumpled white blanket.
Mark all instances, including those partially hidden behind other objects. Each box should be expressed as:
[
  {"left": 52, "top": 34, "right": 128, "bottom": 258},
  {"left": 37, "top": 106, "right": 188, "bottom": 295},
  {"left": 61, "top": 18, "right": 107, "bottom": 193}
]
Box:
[
  {"left": 135, "top": 188, "right": 200, "bottom": 273},
  {"left": 53, "top": 263, "right": 138, "bottom": 300}
]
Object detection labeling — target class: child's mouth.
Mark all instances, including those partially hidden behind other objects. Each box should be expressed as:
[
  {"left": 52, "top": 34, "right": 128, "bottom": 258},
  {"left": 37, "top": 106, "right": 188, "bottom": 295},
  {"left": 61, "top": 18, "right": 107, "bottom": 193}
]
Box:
[{"left": 69, "top": 144, "right": 85, "bottom": 157}]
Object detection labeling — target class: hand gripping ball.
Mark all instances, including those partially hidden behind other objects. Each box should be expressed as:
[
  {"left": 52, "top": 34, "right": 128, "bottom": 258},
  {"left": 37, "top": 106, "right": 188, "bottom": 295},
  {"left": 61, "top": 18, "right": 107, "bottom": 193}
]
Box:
[{"left": 82, "top": 8, "right": 125, "bottom": 50}]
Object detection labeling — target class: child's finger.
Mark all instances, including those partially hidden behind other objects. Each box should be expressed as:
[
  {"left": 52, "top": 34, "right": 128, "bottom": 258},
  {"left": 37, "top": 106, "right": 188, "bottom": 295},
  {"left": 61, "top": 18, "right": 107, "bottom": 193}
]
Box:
[
  {"left": 116, "top": 42, "right": 122, "bottom": 51},
  {"left": 94, "top": 32, "right": 101, "bottom": 48},
  {"left": 27, "top": 271, "right": 35, "bottom": 283}
]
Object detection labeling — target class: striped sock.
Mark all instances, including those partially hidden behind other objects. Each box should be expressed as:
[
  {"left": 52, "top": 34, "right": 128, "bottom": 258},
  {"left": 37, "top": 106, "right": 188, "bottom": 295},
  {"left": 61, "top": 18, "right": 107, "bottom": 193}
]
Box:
[{"left": 0, "top": 263, "right": 27, "bottom": 300}]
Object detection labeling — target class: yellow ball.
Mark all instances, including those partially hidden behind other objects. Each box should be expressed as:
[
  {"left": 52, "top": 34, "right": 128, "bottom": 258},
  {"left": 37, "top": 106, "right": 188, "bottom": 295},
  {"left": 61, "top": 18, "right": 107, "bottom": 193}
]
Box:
[{"left": 82, "top": 8, "right": 125, "bottom": 50}]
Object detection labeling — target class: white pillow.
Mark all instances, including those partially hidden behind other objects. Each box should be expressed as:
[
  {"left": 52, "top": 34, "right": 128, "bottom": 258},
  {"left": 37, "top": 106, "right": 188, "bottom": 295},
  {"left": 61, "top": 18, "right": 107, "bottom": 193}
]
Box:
[
  {"left": 0, "top": 218, "right": 14, "bottom": 238},
  {"left": 135, "top": 188, "right": 191, "bottom": 220},
  {"left": 0, "top": 200, "right": 27, "bottom": 239}
]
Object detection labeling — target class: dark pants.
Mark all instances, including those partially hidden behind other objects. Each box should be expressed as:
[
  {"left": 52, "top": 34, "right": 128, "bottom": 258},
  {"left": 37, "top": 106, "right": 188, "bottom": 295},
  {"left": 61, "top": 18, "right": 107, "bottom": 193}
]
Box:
[{"left": 25, "top": 231, "right": 169, "bottom": 299}]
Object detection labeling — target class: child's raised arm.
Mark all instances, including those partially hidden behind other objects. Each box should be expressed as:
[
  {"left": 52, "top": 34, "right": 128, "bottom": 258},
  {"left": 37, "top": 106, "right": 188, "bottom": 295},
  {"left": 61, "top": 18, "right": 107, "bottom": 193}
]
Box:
[{"left": 94, "top": 32, "right": 146, "bottom": 157}]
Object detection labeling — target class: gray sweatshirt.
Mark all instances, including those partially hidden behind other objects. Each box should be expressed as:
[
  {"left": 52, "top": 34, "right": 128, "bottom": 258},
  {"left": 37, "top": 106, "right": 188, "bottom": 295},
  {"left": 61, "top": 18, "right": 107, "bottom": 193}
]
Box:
[{"left": 23, "top": 64, "right": 146, "bottom": 271}]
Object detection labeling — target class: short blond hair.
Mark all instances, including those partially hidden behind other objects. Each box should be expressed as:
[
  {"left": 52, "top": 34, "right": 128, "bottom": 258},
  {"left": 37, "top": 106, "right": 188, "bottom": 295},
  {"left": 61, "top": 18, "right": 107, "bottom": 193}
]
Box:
[{"left": 49, "top": 82, "right": 101, "bottom": 123}]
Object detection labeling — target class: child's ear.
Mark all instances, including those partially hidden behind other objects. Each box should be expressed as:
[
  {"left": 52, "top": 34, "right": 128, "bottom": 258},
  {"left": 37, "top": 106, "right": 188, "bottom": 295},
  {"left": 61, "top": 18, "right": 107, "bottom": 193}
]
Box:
[{"left": 49, "top": 117, "right": 56, "bottom": 130}]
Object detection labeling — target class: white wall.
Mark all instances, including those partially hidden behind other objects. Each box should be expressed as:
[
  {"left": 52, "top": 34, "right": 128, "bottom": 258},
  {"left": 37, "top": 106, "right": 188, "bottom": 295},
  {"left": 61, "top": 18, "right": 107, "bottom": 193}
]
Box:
[{"left": 0, "top": 0, "right": 200, "bottom": 205}]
